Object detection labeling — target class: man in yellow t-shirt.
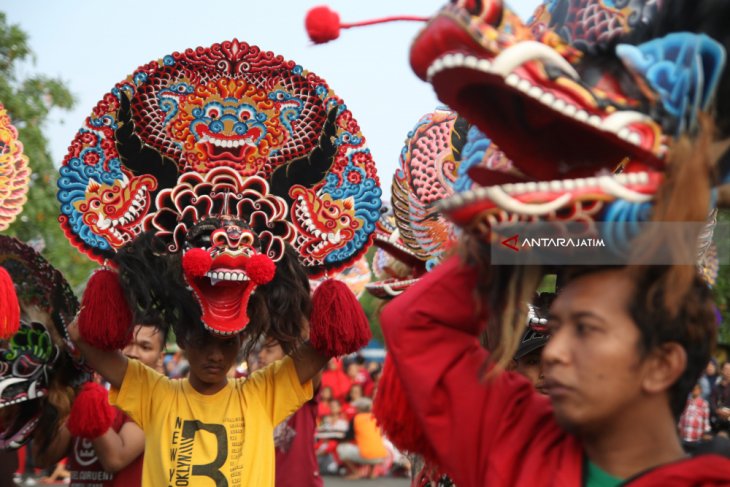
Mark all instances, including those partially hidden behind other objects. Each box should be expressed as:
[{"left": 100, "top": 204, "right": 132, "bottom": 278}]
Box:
[{"left": 69, "top": 322, "right": 328, "bottom": 487}]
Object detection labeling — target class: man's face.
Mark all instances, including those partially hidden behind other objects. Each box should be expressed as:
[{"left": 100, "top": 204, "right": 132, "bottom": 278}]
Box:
[
  {"left": 514, "top": 349, "right": 546, "bottom": 394},
  {"left": 543, "top": 269, "right": 648, "bottom": 435},
  {"left": 722, "top": 363, "right": 730, "bottom": 382},
  {"left": 183, "top": 331, "right": 242, "bottom": 387},
  {"left": 123, "top": 325, "right": 165, "bottom": 370},
  {"left": 257, "top": 338, "right": 285, "bottom": 369}
]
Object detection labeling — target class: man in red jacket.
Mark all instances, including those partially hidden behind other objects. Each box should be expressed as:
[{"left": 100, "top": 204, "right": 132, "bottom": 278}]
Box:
[{"left": 381, "top": 258, "right": 730, "bottom": 486}]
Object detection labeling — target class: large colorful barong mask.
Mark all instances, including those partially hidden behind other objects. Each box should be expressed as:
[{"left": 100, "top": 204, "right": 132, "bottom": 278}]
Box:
[
  {"left": 410, "top": 0, "right": 726, "bottom": 228},
  {"left": 58, "top": 39, "right": 381, "bottom": 276},
  {"left": 0, "top": 104, "right": 31, "bottom": 231}
]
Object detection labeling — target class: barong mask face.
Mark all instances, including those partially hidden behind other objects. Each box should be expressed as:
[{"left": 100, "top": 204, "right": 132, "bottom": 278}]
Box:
[
  {"left": 58, "top": 39, "right": 381, "bottom": 336},
  {"left": 410, "top": 0, "right": 727, "bottom": 228},
  {"left": 0, "top": 236, "right": 83, "bottom": 450},
  {"left": 0, "top": 322, "right": 59, "bottom": 449}
]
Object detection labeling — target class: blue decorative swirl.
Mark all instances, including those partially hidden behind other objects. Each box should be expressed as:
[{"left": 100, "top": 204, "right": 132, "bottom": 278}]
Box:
[
  {"left": 321, "top": 156, "right": 382, "bottom": 263},
  {"left": 454, "top": 126, "right": 491, "bottom": 193},
  {"left": 616, "top": 33, "right": 726, "bottom": 135},
  {"left": 57, "top": 128, "right": 125, "bottom": 251},
  {"left": 601, "top": 199, "right": 652, "bottom": 256}
]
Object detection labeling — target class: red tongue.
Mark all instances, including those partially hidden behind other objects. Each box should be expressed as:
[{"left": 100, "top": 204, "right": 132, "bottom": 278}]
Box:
[{"left": 193, "top": 277, "right": 255, "bottom": 335}]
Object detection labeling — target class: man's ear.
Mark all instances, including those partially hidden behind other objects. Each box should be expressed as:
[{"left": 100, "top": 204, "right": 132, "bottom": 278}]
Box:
[{"left": 642, "top": 342, "right": 687, "bottom": 394}]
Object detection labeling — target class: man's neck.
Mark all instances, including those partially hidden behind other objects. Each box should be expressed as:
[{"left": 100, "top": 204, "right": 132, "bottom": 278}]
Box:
[
  {"left": 189, "top": 377, "right": 229, "bottom": 395},
  {"left": 582, "top": 399, "right": 685, "bottom": 479}
]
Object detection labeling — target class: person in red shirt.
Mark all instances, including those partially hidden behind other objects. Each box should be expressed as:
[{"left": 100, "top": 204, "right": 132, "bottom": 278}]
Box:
[
  {"left": 321, "top": 358, "right": 352, "bottom": 402},
  {"left": 382, "top": 257, "right": 730, "bottom": 486},
  {"left": 679, "top": 383, "right": 712, "bottom": 447},
  {"left": 257, "top": 336, "right": 324, "bottom": 487}
]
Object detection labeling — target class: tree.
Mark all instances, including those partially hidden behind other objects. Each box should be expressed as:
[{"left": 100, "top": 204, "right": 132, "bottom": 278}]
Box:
[{"left": 0, "top": 12, "right": 95, "bottom": 290}]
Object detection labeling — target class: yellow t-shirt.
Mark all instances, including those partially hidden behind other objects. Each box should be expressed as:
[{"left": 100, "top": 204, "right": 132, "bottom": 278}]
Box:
[{"left": 110, "top": 356, "right": 312, "bottom": 487}]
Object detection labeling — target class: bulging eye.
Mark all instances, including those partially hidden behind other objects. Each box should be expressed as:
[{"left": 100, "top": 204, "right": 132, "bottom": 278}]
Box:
[
  {"left": 205, "top": 106, "right": 221, "bottom": 119},
  {"left": 276, "top": 92, "right": 286, "bottom": 101}
]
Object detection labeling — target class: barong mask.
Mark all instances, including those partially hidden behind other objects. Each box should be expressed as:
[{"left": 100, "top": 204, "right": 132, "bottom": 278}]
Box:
[
  {"left": 0, "top": 236, "right": 84, "bottom": 450},
  {"left": 58, "top": 39, "right": 381, "bottom": 337}
]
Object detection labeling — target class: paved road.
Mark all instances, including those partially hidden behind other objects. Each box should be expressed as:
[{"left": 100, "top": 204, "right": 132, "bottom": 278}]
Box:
[{"left": 324, "top": 475, "right": 410, "bottom": 487}]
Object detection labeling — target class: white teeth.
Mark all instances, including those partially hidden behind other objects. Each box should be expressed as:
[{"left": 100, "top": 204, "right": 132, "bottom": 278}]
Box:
[
  {"left": 550, "top": 180, "right": 563, "bottom": 192},
  {"left": 442, "top": 54, "right": 457, "bottom": 68},
  {"left": 476, "top": 59, "right": 491, "bottom": 72},
  {"left": 627, "top": 133, "right": 642, "bottom": 146},
  {"left": 426, "top": 60, "right": 441, "bottom": 80},
  {"left": 553, "top": 99, "right": 566, "bottom": 112},
  {"left": 562, "top": 104, "right": 577, "bottom": 117},
  {"left": 491, "top": 41, "right": 580, "bottom": 80},
  {"left": 528, "top": 86, "right": 543, "bottom": 98},
  {"left": 464, "top": 55, "right": 478, "bottom": 69},
  {"left": 602, "top": 111, "right": 653, "bottom": 132},
  {"left": 575, "top": 110, "right": 589, "bottom": 122},
  {"left": 525, "top": 182, "right": 538, "bottom": 192},
  {"left": 588, "top": 115, "right": 601, "bottom": 127},
  {"left": 97, "top": 217, "right": 111, "bottom": 230},
  {"left": 482, "top": 187, "right": 573, "bottom": 215},
  {"left": 505, "top": 73, "right": 520, "bottom": 87},
  {"left": 540, "top": 92, "right": 555, "bottom": 105},
  {"left": 597, "top": 175, "right": 652, "bottom": 202},
  {"left": 618, "top": 128, "right": 631, "bottom": 140},
  {"left": 517, "top": 79, "right": 532, "bottom": 92},
  {"left": 537, "top": 181, "right": 550, "bottom": 192},
  {"left": 563, "top": 179, "right": 575, "bottom": 191}
]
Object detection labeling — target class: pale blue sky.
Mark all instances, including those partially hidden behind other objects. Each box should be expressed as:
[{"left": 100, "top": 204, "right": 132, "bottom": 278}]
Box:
[{"left": 4, "top": 0, "right": 541, "bottom": 197}]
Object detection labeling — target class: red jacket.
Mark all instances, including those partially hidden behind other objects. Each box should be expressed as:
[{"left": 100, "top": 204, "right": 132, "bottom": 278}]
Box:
[{"left": 381, "top": 256, "right": 730, "bottom": 487}]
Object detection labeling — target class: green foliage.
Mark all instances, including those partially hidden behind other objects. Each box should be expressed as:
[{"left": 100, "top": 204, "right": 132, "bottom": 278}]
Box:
[
  {"left": 713, "top": 210, "right": 730, "bottom": 346},
  {"left": 0, "top": 12, "right": 95, "bottom": 290},
  {"left": 358, "top": 246, "right": 385, "bottom": 344}
]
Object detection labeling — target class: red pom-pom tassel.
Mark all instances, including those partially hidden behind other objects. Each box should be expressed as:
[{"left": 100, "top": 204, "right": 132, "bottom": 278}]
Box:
[
  {"left": 309, "top": 279, "right": 371, "bottom": 357},
  {"left": 67, "top": 382, "right": 116, "bottom": 439},
  {"left": 78, "top": 269, "right": 132, "bottom": 350},
  {"left": 246, "top": 253, "right": 276, "bottom": 285},
  {"left": 182, "top": 248, "right": 212, "bottom": 277},
  {"left": 0, "top": 267, "right": 19, "bottom": 339},
  {"left": 305, "top": 6, "right": 341, "bottom": 44},
  {"left": 373, "top": 357, "right": 438, "bottom": 461}
]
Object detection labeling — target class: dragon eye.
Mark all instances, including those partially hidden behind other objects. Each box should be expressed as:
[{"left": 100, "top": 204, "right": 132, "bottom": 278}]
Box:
[{"left": 205, "top": 107, "right": 220, "bottom": 119}]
